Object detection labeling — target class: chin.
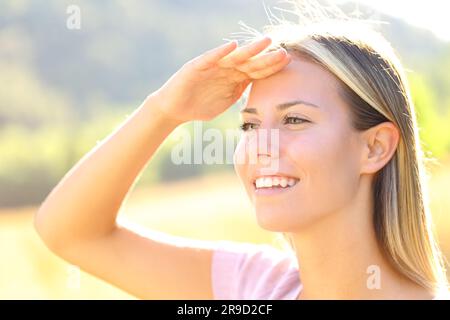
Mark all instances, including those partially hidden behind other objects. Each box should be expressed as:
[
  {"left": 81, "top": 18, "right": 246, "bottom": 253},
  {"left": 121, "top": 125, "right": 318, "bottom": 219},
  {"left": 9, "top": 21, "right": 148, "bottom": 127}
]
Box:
[
  {"left": 254, "top": 207, "right": 297, "bottom": 232},
  {"left": 254, "top": 205, "right": 319, "bottom": 232}
]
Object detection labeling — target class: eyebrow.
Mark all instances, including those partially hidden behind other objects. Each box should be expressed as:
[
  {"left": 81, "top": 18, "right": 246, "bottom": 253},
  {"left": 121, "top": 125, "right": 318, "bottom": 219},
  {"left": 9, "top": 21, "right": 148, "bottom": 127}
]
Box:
[{"left": 240, "top": 100, "right": 320, "bottom": 114}]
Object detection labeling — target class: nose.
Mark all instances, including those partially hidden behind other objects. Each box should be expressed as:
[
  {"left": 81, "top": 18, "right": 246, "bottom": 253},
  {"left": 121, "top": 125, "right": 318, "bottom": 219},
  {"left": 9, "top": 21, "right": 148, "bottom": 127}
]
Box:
[{"left": 246, "top": 128, "right": 280, "bottom": 165}]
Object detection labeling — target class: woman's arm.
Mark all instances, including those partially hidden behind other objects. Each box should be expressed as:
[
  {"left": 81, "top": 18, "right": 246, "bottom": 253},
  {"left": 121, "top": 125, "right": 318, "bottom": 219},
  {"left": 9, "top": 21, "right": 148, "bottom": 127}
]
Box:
[{"left": 34, "top": 93, "right": 181, "bottom": 252}]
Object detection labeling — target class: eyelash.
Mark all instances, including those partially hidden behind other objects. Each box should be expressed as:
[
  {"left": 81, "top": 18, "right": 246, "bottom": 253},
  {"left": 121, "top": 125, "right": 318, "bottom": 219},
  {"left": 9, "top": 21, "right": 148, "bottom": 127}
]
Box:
[{"left": 239, "top": 116, "right": 309, "bottom": 131}]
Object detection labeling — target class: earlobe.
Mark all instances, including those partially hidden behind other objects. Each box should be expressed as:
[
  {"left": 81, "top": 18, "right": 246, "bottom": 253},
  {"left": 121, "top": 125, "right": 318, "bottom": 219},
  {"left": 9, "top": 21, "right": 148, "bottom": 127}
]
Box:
[{"left": 360, "top": 122, "right": 400, "bottom": 175}]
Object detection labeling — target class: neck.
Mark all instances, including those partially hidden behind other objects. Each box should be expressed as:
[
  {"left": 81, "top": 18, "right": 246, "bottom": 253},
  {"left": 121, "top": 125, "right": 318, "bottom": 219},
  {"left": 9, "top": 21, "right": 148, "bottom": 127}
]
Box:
[{"left": 291, "top": 176, "right": 431, "bottom": 299}]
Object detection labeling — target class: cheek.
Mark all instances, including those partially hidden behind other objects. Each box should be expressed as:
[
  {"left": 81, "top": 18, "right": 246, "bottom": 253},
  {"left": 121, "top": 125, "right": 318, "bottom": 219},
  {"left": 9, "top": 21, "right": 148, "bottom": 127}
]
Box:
[{"left": 286, "top": 127, "right": 361, "bottom": 210}]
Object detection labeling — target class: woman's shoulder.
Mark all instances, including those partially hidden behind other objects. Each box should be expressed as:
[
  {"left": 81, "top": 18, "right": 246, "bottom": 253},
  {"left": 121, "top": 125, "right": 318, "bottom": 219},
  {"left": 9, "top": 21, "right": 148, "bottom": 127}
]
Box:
[{"left": 211, "top": 240, "right": 301, "bottom": 300}]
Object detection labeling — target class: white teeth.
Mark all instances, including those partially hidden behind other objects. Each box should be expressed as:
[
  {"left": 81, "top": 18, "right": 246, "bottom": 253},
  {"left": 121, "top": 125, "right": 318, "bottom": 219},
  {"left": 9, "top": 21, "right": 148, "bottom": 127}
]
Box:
[
  {"left": 254, "top": 176, "right": 299, "bottom": 189},
  {"left": 255, "top": 179, "right": 264, "bottom": 188},
  {"left": 287, "top": 178, "right": 296, "bottom": 187}
]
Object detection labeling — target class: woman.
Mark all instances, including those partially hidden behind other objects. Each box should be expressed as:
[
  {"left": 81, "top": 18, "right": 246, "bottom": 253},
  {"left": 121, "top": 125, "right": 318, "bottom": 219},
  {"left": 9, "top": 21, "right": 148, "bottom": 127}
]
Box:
[{"left": 34, "top": 6, "right": 449, "bottom": 299}]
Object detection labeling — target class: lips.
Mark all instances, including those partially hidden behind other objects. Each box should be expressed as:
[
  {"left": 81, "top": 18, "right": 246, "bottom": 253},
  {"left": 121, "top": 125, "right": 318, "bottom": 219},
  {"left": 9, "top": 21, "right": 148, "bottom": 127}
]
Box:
[{"left": 250, "top": 174, "right": 300, "bottom": 200}]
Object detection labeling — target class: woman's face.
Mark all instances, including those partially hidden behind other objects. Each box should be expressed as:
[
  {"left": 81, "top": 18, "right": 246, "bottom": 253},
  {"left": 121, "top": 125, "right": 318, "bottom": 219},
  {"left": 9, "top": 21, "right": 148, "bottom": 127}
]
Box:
[{"left": 234, "top": 56, "right": 365, "bottom": 232}]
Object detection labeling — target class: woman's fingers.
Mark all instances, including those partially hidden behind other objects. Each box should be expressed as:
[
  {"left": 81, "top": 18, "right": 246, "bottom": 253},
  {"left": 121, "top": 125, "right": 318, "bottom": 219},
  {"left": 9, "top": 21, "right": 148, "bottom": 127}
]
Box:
[
  {"left": 191, "top": 40, "right": 238, "bottom": 70},
  {"left": 246, "top": 53, "right": 292, "bottom": 79},
  {"left": 235, "top": 48, "right": 288, "bottom": 74},
  {"left": 189, "top": 36, "right": 290, "bottom": 82},
  {"left": 218, "top": 36, "right": 272, "bottom": 68}
]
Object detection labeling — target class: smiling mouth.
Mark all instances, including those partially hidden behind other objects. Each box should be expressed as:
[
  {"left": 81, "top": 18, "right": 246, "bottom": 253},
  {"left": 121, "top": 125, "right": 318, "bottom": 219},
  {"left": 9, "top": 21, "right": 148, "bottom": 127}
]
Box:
[{"left": 253, "top": 176, "right": 300, "bottom": 192}]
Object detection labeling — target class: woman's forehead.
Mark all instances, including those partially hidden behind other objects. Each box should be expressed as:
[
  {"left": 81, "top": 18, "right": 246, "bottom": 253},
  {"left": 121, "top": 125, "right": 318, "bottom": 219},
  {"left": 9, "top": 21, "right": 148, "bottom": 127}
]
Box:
[{"left": 245, "top": 58, "right": 342, "bottom": 113}]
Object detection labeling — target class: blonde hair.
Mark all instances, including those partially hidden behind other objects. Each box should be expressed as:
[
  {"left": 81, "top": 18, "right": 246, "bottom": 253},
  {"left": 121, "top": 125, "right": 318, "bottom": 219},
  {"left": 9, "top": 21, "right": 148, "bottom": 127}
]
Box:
[{"left": 234, "top": 0, "right": 449, "bottom": 295}]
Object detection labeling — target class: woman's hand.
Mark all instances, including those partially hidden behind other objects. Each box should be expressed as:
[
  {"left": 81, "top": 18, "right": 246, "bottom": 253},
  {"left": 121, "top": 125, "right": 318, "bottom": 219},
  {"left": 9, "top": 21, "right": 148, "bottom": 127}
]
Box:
[{"left": 151, "top": 36, "right": 291, "bottom": 123}]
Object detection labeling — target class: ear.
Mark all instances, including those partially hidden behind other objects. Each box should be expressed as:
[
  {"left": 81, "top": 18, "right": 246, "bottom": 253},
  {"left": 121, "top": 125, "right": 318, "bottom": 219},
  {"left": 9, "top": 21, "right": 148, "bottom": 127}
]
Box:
[{"left": 359, "top": 121, "right": 400, "bottom": 175}]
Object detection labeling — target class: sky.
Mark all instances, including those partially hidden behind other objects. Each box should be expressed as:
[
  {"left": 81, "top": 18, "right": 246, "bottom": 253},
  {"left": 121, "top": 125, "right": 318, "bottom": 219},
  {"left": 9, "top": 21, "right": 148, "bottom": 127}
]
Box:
[{"left": 340, "top": 0, "right": 450, "bottom": 42}]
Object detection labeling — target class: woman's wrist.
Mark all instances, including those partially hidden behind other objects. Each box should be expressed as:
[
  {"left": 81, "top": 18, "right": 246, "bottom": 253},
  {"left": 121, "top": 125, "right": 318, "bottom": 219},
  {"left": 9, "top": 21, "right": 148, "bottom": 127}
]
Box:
[{"left": 142, "top": 91, "right": 187, "bottom": 129}]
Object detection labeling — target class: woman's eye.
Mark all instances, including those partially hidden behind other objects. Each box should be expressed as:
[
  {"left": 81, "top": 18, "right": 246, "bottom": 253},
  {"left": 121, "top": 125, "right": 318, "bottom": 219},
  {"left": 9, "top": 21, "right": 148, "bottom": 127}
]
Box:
[
  {"left": 239, "top": 117, "right": 308, "bottom": 131},
  {"left": 239, "top": 122, "right": 258, "bottom": 131},
  {"left": 284, "top": 116, "right": 309, "bottom": 125}
]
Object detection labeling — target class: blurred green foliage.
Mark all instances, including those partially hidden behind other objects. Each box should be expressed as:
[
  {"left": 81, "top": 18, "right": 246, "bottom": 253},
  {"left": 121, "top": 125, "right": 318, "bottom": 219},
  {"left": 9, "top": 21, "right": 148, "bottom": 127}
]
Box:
[{"left": 410, "top": 74, "right": 450, "bottom": 159}]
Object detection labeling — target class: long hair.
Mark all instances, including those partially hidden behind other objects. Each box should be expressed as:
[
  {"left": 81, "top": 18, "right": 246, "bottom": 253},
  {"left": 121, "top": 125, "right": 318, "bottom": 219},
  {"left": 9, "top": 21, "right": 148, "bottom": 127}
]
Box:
[{"left": 234, "top": 0, "right": 449, "bottom": 295}]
